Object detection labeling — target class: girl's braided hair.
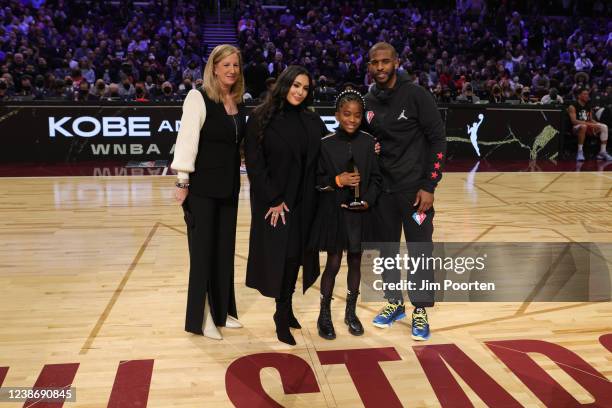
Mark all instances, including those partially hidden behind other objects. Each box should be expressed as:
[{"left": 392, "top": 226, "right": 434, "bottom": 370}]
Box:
[{"left": 334, "top": 89, "right": 365, "bottom": 112}]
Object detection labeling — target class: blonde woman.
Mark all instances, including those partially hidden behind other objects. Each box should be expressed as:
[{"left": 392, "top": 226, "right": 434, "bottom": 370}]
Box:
[{"left": 171, "top": 45, "right": 246, "bottom": 339}]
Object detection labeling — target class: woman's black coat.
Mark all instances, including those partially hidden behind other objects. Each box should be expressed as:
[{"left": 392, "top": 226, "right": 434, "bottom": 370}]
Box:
[{"left": 244, "top": 108, "right": 328, "bottom": 298}]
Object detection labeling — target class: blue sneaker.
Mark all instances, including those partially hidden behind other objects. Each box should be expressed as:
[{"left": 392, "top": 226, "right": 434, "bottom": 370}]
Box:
[
  {"left": 372, "top": 302, "right": 406, "bottom": 328},
  {"left": 411, "top": 308, "right": 430, "bottom": 341}
]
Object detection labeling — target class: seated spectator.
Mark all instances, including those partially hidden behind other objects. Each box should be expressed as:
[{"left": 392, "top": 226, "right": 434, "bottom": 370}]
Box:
[
  {"left": 568, "top": 87, "right": 611, "bottom": 161},
  {"left": 238, "top": 13, "right": 256, "bottom": 32},
  {"left": 12, "top": 75, "right": 34, "bottom": 101},
  {"left": 144, "top": 75, "right": 158, "bottom": 99},
  {"left": 177, "top": 77, "right": 193, "bottom": 97},
  {"left": 259, "top": 77, "right": 276, "bottom": 100},
  {"left": 268, "top": 51, "right": 287, "bottom": 77},
  {"left": 279, "top": 8, "right": 296, "bottom": 28},
  {"left": 59, "top": 78, "right": 75, "bottom": 100},
  {"left": 0, "top": 78, "right": 12, "bottom": 101},
  {"left": 314, "top": 75, "right": 337, "bottom": 102},
  {"left": 590, "top": 84, "right": 612, "bottom": 129},
  {"left": 341, "top": 82, "right": 358, "bottom": 92},
  {"left": 456, "top": 82, "right": 480, "bottom": 103},
  {"left": 156, "top": 82, "right": 179, "bottom": 102},
  {"left": 134, "top": 83, "right": 149, "bottom": 102},
  {"left": 575, "top": 52, "right": 594, "bottom": 73},
  {"left": 531, "top": 67, "right": 550, "bottom": 95},
  {"left": 73, "top": 81, "right": 98, "bottom": 102},
  {"left": 80, "top": 58, "right": 96, "bottom": 84},
  {"left": 183, "top": 60, "right": 202, "bottom": 83},
  {"left": 90, "top": 79, "right": 108, "bottom": 100},
  {"left": 540, "top": 88, "right": 564, "bottom": 104},
  {"left": 518, "top": 86, "right": 534, "bottom": 104},
  {"left": 438, "top": 86, "right": 453, "bottom": 103},
  {"left": 105, "top": 83, "right": 123, "bottom": 101},
  {"left": 33, "top": 75, "right": 49, "bottom": 100},
  {"left": 488, "top": 84, "right": 506, "bottom": 103},
  {"left": 118, "top": 76, "right": 135, "bottom": 99}
]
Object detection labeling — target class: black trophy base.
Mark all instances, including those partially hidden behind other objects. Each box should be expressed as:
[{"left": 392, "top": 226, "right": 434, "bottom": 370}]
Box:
[{"left": 343, "top": 200, "right": 367, "bottom": 211}]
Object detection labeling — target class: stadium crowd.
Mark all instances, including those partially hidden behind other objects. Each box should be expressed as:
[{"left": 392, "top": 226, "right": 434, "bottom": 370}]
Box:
[
  {"left": 0, "top": 0, "right": 610, "bottom": 108},
  {"left": 0, "top": 0, "right": 206, "bottom": 101},
  {"left": 237, "top": 0, "right": 611, "bottom": 106}
]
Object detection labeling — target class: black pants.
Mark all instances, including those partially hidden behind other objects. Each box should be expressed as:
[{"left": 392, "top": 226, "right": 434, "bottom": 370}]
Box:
[
  {"left": 184, "top": 193, "right": 238, "bottom": 333},
  {"left": 374, "top": 191, "right": 435, "bottom": 308}
]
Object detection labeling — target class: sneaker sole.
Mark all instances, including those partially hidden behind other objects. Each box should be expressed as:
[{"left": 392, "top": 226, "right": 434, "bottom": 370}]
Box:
[
  {"left": 372, "top": 312, "right": 406, "bottom": 329},
  {"left": 411, "top": 334, "right": 430, "bottom": 341}
]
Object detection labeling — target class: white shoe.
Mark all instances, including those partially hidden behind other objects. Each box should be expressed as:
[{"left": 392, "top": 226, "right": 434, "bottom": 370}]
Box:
[
  {"left": 576, "top": 150, "right": 585, "bottom": 161},
  {"left": 596, "top": 151, "right": 612, "bottom": 161},
  {"left": 202, "top": 298, "right": 222, "bottom": 340},
  {"left": 225, "top": 316, "right": 243, "bottom": 329}
]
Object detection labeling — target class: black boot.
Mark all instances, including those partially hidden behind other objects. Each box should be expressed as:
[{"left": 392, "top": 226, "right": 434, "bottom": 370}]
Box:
[
  {"left": 317, "top": 295, "right": 336, "bottom": 340},
  {"left": 345, "top": 290, "right": 364, "bottom": 336},
  {"left": 274, "top": 298, "right": 296, "bottom": 346},
  {"left": 287, "top": 294, "right": 301, "bottom": 329}
]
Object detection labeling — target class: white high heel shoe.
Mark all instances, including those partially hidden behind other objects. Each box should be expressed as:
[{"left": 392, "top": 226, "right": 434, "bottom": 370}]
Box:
[
  {"left": 202, "top": 298, "right": 222, "bottom": 340},
  {"left": 225, "top": 315, "right": 243, "bottom": 329}
]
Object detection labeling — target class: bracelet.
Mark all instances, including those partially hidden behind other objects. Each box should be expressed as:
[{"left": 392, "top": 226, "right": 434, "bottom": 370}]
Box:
[
  {"left": 175, "top": 181, "right": 190, "bottom": 189},
  {"left": 335, "top": 175, "right": 343, "bottom": 187}
]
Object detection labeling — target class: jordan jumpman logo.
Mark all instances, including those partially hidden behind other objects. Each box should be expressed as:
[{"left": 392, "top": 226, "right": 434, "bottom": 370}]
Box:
[{"left": 397, "top": 109, "right": 408, "bottom": 120}]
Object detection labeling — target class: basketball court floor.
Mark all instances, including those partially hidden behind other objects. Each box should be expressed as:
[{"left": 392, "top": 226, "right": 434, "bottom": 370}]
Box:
[{"left": 0, "top": 171, "right": 611, "bottom": 407}]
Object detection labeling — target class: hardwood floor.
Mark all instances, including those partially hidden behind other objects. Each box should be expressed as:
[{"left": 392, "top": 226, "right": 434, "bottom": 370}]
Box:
[{"left": 0, "top": 172, "right": 610, "bottom": 407}]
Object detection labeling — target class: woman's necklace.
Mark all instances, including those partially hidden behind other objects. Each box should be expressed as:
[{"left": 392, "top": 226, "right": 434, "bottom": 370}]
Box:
[{"left": 222, "top": 90, "right": 237, "bottom": 115}]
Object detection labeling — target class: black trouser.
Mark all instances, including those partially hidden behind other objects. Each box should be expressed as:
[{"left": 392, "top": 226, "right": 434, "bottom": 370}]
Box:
[
  {"left": 184, "top": 193, "right": 238, "bottom": 333},
  {"left": 375, "top": 190, "right": 435, "bottom": 308}
]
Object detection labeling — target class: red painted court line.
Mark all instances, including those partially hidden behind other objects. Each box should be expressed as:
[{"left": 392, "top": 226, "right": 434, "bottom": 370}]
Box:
[
  {"left": 317, "top": 347, "right": 402, "bottom": 408},
  {"left": 0, "top": 366, "right": 7, "bottom": 386},
  {"left": 107, "top": 360, "right": 154, "bottom": 408},
  {"left": 24, "top": 363, "right": 79, "bottom": 408},
  {"left": 225, "top": 353, "right": 320, "bottom": 407}
]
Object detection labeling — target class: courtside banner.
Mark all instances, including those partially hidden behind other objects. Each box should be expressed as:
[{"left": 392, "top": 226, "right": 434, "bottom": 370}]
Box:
[
  {"left": 0, "top": 104, "right": 182, "bottom": 162},
  {"left": 360, "top": 242, "right": 612, "bottom": 302},
  {"left": 442, "top": 105, "right": 564, "bottom": 160},
  {"left": 0, "top": 103, "right": 563, "bottom": 162}
]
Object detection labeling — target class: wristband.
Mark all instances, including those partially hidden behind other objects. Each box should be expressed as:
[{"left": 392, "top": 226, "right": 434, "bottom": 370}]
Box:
[{"left": 175, "top": 181, "right": 190, "bottom": 189}]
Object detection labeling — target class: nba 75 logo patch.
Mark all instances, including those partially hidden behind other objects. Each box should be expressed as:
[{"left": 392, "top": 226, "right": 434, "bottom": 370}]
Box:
[
  {"left": 366, "top": 111, "right": 375, "bottom": 124},
  {"left": 412, "top": 212, "right": 427, "bottom": 226}
]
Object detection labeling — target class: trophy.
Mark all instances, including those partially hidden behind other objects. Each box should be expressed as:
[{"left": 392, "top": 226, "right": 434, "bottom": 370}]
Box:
[{"left": 344, "top": 156, "right": 367, "bottom": 210}]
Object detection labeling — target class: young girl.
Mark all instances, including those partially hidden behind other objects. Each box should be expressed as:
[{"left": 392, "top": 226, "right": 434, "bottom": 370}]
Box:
[{"left": 310, "top": 89, "right": 382, "bottom": 339}]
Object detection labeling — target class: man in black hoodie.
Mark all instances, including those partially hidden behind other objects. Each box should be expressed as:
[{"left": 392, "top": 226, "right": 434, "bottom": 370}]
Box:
[{"left": 365, "top": 42, "right": 446, "bottom": 341}]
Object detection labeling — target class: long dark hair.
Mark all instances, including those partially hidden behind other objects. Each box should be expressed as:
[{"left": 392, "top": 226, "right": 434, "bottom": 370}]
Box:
[{"left": 251, "top": 65, "right": 314, "bottom": 143}]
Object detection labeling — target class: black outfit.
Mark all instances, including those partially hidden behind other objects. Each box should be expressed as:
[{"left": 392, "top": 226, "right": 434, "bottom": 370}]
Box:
[
  {"left": 311, "top": 128, "right": 380, "bottom": 340},
  {"left": 572, "top": 100, "right": 592, "bottom": 122},
  {"left": 182, "top": 89, "right": 246, "bottom": 334},
  {"left": 365, "top": 72, "right": 446, "bottom": 307},
  {"left": 488, "top": 94, "right": 506, "bottom": 104},
  {"left": 244, "top": 104, "right": 327, "bottom": 298},
  {"left": 310, "top": 128, "right": 382, "bottom": 253},
  {"left": 245, "top": 104, "right": 327, "bottom": 344}
]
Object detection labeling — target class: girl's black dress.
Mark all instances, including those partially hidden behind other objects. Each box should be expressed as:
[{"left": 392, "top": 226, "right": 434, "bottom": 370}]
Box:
[{"left": 310, "top": 128, "right": 382, "bottom": 253}]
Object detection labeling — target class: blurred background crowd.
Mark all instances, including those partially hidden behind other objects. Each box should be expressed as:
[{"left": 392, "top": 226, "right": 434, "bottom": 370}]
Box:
[{"left": 0, "top": 0, "right": 610, "bottom": 107}]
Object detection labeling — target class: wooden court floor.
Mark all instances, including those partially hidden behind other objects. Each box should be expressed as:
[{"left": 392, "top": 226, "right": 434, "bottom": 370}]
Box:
[{"left": 0, "top": 172, "right": 611, "bottom": 407}]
